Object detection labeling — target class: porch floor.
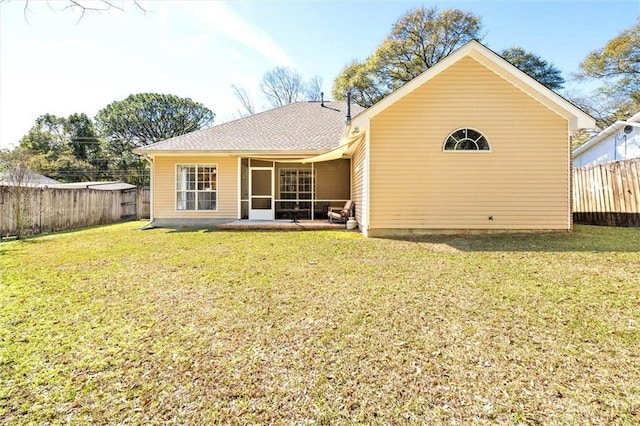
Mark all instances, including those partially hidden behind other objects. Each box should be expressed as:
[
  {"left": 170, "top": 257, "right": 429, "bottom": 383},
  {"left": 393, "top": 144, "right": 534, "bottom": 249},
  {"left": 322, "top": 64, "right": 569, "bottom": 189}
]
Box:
[{"left": 218, "top": 219, "right": 354, "bottom": 231}]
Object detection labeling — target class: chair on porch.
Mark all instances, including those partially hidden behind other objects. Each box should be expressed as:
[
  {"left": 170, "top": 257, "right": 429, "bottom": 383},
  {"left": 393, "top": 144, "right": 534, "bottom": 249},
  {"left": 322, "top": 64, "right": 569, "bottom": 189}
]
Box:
[{"left": 327, "top": 200, "right": 354, "bottom": 223}]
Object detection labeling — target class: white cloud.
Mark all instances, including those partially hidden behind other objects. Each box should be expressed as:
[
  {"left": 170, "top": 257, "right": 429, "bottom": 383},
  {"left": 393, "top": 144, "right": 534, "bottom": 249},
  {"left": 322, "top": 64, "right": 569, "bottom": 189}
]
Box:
[
  {"left": 177, "top": 1, "right": 295, "bottom": 67},
  {"left": 0, "top": 0, "right": 292, "bottom": 148}
]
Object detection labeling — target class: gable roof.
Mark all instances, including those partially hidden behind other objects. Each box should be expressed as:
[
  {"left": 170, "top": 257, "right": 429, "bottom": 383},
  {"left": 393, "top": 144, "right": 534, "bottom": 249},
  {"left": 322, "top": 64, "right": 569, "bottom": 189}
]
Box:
[
  {"left": 49, "top": 181, "right": 137, "bottom": 190},
  {"left": 573, "top": 111, "right": 640, "bottom": 158},
  {"left": 352, "top": 40, "right": 595, "bottom": 131},
  {"left": 0, "top": 166, "right": 59, "bottom": 187},
  {"left": 135, "top": 101, "right": 364, "bottom": 154}
]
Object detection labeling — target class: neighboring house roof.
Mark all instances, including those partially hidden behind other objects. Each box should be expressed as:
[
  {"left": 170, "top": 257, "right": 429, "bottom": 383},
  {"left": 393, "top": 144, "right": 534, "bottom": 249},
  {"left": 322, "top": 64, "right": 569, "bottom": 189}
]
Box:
[
  {"left": 0, "top": 167, "right": 59, "bottom": 187},
  {"left": 573, "top": 111, "right": 640, "bottom": 159},
  {"left": 135, "top": 101, "right": 365, "bottom": 154},
  {"left": 49, "top": 181, "right": 137, "bottom": 190},
  {"left": 351, "top": 40, "right": 595, "bottom": 131}
]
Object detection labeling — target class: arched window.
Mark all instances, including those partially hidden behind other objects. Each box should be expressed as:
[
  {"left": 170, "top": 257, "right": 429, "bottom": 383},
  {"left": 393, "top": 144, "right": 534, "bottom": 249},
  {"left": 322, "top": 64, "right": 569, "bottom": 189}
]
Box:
[{"left": 443, "top": 128, "right": 490, "bottom": 151}]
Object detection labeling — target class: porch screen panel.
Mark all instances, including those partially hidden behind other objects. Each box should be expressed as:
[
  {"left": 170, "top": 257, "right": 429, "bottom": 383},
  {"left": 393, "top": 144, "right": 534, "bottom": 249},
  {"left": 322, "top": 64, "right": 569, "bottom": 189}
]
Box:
[
  {"left": 251, "top": 170, "right": 271, "bottom": 196},
  {"left": 299, "top": 171, "right": 312, "bottom": 199},
  {"left": 279, "top": 169, "right": 314, "bottom": 200}
]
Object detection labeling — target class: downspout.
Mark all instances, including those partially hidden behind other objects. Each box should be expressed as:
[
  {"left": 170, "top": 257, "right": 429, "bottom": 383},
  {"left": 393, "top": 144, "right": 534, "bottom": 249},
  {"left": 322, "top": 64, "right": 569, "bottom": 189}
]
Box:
[
  {"left": 141, "top": 154, "right": 155, "bottom": 228},
  {"left": 237, "top": 157, "right": 242, "bottom": 219},
  {"left": 568, "top": 126, "right": 573, "bottom": 232},
  {"left": 346, "top": 91, "right": 353, "bottom": 226},
  {"left": 364, "top": 124, "right": 370, "bottom": 237}
]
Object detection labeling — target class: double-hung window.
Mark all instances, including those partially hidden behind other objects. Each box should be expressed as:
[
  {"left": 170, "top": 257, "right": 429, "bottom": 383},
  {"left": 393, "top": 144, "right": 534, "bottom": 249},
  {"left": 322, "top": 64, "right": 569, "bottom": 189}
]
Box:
[{"left": 176, "top": 164, "right": 217, "bottom": 211}]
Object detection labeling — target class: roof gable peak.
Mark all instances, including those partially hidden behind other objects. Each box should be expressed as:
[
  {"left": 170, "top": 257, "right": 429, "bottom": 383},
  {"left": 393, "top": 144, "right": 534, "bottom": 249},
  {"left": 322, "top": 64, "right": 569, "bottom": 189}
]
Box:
[{"left": 353, "top": 40, "right": 594, "bottom": 131}]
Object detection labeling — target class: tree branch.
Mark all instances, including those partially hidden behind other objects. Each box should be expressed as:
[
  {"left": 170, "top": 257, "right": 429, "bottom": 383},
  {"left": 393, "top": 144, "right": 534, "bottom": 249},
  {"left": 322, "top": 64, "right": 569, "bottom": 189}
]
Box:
[{"left": 17, "top": 0, "right": 148, "bottom": 23}]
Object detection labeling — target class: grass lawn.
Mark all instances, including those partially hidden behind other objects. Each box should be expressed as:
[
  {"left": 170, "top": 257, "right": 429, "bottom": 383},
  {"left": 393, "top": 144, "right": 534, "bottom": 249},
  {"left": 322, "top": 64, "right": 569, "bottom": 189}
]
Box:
[{"left": 1, "top": 222, "right": 640, "bottom": 424}]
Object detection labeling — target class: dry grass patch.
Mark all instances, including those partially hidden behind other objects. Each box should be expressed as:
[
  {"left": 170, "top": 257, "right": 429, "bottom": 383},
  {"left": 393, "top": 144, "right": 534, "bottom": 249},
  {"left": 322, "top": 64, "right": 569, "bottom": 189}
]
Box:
[{"left": 1, "top": 222, "right": 640, "bottom": 424}]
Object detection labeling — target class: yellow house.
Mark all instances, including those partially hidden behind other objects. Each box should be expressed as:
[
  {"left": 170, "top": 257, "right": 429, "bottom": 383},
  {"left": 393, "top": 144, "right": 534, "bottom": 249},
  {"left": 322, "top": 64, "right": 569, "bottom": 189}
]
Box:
[{"left": 135, "top": 41, "right": 594, "bottom": 237}]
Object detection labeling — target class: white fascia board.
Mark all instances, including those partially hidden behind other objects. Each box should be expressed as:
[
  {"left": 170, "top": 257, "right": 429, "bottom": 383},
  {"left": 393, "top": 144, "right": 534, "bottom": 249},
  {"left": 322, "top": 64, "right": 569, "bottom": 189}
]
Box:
[
  {"left": 573, "top": 121, "right": 625, "bottom": 156},
  {"left": 351, "top": 40, "right": 595, "bottom": 131},
  {"left": 573, "top": 121, "right": 640, "bottom": 157},
  {"left": 135, "top": 150, "right": 325, "bottom": 158},
  {"left": 351, "top": 42, "right": 478, "bottom": 124},
  {"left": 628, "top": 111, "right": 640, "bottom": 123},
  {"left": 466, "top": 48, "right": 594, "bottom": 130}
]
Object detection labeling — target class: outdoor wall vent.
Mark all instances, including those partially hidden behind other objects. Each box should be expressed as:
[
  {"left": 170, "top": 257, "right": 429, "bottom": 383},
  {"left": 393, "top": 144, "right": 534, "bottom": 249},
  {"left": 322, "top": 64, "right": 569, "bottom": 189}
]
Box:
[{"left": 624, "top": 125, "right": 633, "bottom": 134}]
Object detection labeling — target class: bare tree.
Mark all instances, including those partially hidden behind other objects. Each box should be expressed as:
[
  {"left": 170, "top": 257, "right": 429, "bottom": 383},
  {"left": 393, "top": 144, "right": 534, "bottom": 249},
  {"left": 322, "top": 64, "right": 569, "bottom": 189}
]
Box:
[
  {"left": 0, "top": 148, "right": 37, "bottom": 239},
  {"left": 566, "top": 87, "right": 639, "bottom": 130},
  {"left": 232, "top": 84, "right": 255, "bottom": 117},
  {"left": 260, "top": 67, "right": 305, "bottom": 107},
  {"left": 306, "top": 75, "right": 324, "bottom": 101},
  {"left": 14, "top": 0, "right": 147, "bottom": 23}
]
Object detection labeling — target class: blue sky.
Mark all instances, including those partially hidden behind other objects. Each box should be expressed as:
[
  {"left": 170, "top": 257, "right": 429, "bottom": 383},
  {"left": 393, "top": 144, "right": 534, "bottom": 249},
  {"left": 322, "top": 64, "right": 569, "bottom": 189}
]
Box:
[{"left": 1, "top": 0, "right": 639, "bottom": 149}]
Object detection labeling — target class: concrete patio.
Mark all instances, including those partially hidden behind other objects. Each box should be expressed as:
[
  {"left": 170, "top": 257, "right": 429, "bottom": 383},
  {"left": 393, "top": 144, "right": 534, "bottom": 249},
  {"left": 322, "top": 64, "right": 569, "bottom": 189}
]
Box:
[{"left": 218, "top": 219, "right": 354, "bottom": 231}]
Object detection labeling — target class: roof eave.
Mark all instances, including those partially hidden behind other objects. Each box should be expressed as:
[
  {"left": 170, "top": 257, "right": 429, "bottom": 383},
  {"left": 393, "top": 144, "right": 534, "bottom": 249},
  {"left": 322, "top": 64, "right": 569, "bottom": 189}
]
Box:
[
  {"left": 352, "top": 40, "right": 595, "bottom": 131},
  {"left": 467, "top": 45, "right": 594, "bottom": 131},
  {"left": 135, "top": 149, "right": 328, "bottom": 157},
  {"left": 573, "top": 121, "right": 640, "bottom": 156}
]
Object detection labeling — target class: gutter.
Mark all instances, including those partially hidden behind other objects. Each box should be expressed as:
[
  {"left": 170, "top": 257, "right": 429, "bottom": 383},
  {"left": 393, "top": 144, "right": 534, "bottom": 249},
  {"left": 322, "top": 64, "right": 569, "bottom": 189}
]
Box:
[
  {"left": 573, "top": 121, "right": 640, "bottom": 157},
  {"left": 140, "top": 154, "right": 155, "bottom": 228},
  {"left": 132, "top": 149, "right": 328, "bottom": 157}
]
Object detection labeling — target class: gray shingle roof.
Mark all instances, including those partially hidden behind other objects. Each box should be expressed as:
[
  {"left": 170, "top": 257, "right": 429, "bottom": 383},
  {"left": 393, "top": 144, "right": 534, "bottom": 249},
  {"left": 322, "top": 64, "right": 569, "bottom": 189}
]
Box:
[
  {"left": 0, "top": 167, "right": 59, "bottom": 187},
  {"left": 136, "top": 101, "right": 365, "bottom": 153}
]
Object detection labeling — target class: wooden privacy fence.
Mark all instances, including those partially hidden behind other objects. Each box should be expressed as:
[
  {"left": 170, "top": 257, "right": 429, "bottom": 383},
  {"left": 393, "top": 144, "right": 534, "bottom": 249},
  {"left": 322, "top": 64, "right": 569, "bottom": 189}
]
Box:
[
  {"left": 573, "top": 158, "right": 640, "bottom": 226},
  {"left": 121, "top": 188, "right": 151, "bottom": 220},
  {"left": 0, "top": 186, "right": 150, "bottom": 238}
]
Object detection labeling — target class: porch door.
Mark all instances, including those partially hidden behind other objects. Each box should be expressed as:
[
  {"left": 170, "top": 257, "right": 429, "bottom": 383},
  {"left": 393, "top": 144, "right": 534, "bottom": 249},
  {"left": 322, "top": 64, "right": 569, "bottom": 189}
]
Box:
[{"left": 249, "top": 168, "right": 274, "bottom": 220}]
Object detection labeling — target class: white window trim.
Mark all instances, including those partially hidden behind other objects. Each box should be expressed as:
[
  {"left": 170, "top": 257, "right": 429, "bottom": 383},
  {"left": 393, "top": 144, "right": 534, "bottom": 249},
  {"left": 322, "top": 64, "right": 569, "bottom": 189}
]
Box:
[
  {"left": 175, "top": 163, "right": 218, "bottom": 212},
  {"left": 442, "top": 127, "right": 492, "bottom": 152}
]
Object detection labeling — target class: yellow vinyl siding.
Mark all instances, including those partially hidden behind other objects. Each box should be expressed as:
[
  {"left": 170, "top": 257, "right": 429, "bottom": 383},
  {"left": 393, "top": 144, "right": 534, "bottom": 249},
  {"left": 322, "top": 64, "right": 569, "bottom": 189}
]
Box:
[
  {"left": 153, "top": 156, "right": 238, "bottom": 219},
  {"left": 351, "top": 138, "right": 367, "bottom": 227},
  {"left": 368, "top": 56, "right": 569, "bottom": 231}
]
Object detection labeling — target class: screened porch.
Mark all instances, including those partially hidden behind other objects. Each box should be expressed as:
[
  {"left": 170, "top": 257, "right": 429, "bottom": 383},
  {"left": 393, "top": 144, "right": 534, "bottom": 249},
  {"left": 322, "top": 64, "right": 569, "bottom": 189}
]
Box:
[{"left": 240, "top": 158, "right": 352, "bottom": 221}]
